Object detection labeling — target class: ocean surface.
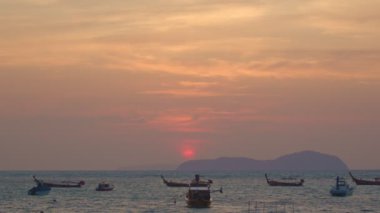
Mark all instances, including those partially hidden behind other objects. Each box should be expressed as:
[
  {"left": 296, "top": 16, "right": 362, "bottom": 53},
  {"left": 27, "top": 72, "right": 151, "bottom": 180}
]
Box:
[{"left": 0, "top": 170, "right": 379, "bottom": 213}]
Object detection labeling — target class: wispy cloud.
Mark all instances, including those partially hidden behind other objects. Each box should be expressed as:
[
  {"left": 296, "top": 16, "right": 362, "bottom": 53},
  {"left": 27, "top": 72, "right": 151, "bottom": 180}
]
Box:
[
  {"left": 178, "top": 81, "right": 218, "bottom": 88},
  {"left": 0, "top": 0, "right": 378, "bottom": 79},
  {"left": 141, "top": 89, "right": 220, "bottom": 97}
]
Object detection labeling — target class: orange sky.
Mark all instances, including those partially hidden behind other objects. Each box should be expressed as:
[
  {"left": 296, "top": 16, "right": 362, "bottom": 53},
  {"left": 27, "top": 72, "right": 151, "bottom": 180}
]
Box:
[{"left": 1, "top": 0, "right": 380, "bottom": 170}]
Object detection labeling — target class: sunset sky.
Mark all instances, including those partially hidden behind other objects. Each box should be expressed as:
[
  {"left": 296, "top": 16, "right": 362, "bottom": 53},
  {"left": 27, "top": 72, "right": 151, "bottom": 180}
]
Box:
[{"left": 1, "top": 0, "right": 379, "bottom": 170}]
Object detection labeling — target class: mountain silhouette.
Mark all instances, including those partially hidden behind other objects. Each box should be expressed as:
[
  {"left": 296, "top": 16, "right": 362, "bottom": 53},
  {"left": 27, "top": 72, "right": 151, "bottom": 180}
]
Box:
[{"left": 176, "top": 151, "right": 348, "bottom": 171}]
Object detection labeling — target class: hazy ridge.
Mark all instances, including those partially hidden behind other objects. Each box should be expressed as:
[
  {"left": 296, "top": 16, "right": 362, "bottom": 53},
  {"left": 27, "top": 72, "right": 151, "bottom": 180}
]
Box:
[{"left": 176, "top": 151, "right": 348, "bottom": 171}]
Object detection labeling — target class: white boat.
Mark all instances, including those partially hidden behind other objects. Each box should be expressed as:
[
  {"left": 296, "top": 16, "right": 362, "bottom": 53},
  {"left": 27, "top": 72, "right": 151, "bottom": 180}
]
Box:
[
  {"left": 95, "top": 182, "right": 114, "bottom": 191},
  {"left": 330, "top": 176, "right": 354, "bottom": 197}
]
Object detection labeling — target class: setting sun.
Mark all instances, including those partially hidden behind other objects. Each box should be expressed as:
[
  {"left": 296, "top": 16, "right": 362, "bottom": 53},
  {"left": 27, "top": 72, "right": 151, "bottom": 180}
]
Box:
[{"left": 182, "top": 149, "right": 195, "bottom": 159}]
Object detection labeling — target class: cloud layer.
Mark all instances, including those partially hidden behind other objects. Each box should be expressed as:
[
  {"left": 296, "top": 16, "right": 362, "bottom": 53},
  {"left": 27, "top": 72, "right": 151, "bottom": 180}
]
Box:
[{"left": 1, "top": 0, "right": 380, "bottom": 169}]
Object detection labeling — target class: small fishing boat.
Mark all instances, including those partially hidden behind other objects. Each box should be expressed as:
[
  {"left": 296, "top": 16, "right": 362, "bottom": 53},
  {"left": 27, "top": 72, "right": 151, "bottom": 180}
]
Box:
[
  {"left": 33, "top": 176, "right": 85, "bottom": 188},
  {"left": 161, "top": 174, "right": 212, "bottom": 187},
  {"left": 95, "top": 182, "right": 114, "bottom": 191},
  {"left": 28, "top": 182, "right": 51, "bottom": 196},
  {"left": 265, "top": 174, "right": 304, "bottom": 186},
  {"left": 349, "top": 172, "right": 380, "bottom": 186},
  {"left": 330, "top": 176, "right": 354, "bottom": 197}
]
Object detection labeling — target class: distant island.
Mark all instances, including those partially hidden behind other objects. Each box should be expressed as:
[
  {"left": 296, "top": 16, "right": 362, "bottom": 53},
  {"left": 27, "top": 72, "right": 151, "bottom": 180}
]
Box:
[{"left": 176, "top": 151, "right": 348, "bottom": 171}]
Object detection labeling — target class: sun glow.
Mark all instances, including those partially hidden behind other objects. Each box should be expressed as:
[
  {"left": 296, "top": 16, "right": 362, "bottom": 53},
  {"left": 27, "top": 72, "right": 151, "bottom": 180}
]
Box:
[{"left": 182, "top": 149, "right": 195, "bottom": 159}]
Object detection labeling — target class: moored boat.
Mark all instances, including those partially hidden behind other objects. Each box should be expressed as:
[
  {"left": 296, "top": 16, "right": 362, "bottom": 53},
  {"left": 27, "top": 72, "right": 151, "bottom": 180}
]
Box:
[
  {"left": 349, "top": 172, "right": 380, "bottom": 186},
  {"left": 33, "top": 176, "right": 85, "bottom": 188},
  {"left": 330, "top": 176, "right": 354, "bottom": 197},
  {"left": 161, "top": 174, "right": 212, "bottom": 187},
  {"left": 95, "top": 182, "right": 114, "bottom": 191},
  {"left": 265, "top": 174, "right": 304, "bottom": 186},
  {"left": 161, "top": 175, "right": 189, "bottom": 187}
]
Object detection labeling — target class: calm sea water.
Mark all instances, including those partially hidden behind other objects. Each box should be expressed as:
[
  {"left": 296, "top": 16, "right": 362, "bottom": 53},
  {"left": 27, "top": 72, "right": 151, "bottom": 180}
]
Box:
[{"left": 0, "top": 170, "right": 379, "bottom": 212}]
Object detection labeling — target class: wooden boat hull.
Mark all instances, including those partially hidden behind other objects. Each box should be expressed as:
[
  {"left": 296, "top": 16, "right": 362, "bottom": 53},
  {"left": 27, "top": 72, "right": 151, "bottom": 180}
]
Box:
[
  {"left": 265, "top": 174, "right": 304, "bottom": 186},
  {"left": 267, "top": 181, "right": 303, "bottom": 186},
  {"left": 161, "top": 175, "right": 189, "bottom": 187},
  {"left": 349, "top": 172, "right": 380, "bottom": 186},
  {"left": 163, "top": 181, "right": 189, "bottom": 187},
  {"left": 161, "top": 175, "right": 212, "bottom": 187},
  {"left": 45, "top": 182, "right": 84, "bottom": 188},
  {"left": 33, "top": 176, "right": 85, "bottom": 188}
]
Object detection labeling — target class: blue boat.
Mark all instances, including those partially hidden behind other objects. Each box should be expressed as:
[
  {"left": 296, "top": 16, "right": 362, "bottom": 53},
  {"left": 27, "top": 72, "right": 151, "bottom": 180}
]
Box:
[
  {"left": 28, "top": 182, "right": 51, "bottom": 196},
  {"left": 330, "top": 176, "right": 354, "bottom": 197}
]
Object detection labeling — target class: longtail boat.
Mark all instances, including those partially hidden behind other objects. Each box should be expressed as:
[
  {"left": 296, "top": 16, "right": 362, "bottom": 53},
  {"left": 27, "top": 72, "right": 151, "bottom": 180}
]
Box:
[
  {"left": 161, "top": 174, "right": 213, "bottom": 187},
  {"left": 349, "top": 172, "right": 380, "bottom": 185},
  {"left": 161, "top": 175, "right": 189, "bottom": 187},
  {"left": 33, "top": 176, "right": 85, "bottom": 188},
  {"left": 265, "top": 174, "right": 304, "bottom": 186}
]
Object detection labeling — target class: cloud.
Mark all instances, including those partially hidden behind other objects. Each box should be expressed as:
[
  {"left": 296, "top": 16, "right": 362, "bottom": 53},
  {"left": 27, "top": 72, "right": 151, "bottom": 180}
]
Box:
[
  {"left": 303, "top": 0, "right": 380, "bottom": 37},
  {"left": 2, "top": 0, "right": 380, "bottom": 80},
  {"left": 178, "top": 81, "right": 218, "bottom": 88},
  {"left": 141, "top": 89, "right": 220, "bottom": 97}
]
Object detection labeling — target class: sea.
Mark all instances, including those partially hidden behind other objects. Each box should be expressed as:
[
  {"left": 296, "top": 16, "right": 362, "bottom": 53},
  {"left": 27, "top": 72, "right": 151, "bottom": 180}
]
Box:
[{"left": 0, "top": 170, "right": 379, "bottom": 213}]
